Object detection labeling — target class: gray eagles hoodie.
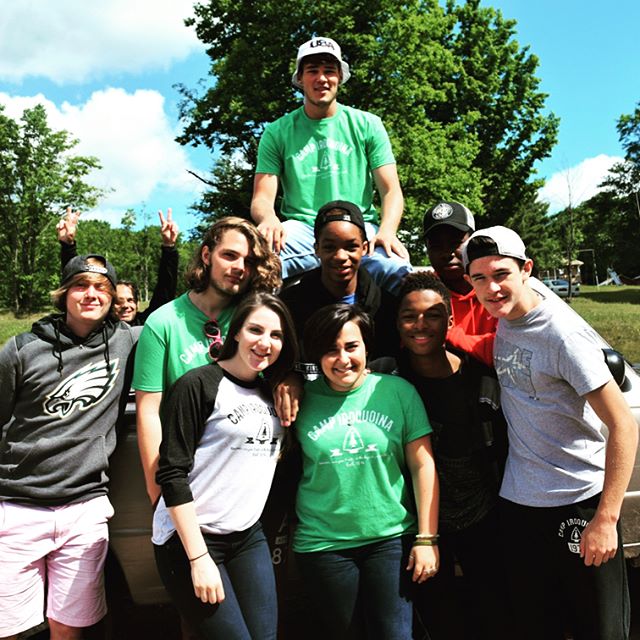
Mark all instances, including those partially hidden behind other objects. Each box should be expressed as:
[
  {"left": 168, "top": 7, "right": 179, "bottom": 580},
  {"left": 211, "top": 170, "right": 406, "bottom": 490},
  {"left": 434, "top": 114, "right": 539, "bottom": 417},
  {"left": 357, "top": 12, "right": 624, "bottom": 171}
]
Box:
[{"left": 0, "top": 313, "right": 140, "bottom": 506}]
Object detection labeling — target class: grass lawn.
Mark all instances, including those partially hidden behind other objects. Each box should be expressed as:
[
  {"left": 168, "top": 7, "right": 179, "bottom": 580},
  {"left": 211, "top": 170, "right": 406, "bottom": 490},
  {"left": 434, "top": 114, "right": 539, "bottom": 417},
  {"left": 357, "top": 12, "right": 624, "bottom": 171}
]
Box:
[
  {"left": 0, "top": 285, "right": 639, "bottom": 364},
  {"left": 569, "top": 285, "right": 640, "bottom": 364},
  {"left": 0, "top": 311, "right": 47, "bottom": 346}
]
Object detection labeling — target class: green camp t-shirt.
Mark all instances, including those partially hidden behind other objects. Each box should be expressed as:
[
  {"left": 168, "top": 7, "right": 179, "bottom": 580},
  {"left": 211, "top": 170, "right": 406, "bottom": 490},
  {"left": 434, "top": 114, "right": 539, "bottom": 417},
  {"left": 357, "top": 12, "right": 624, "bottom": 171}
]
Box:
[
  {"left": 293, "top": 373, "right": 432, "bottom": 553},
  {"left": 255, "top": 104, "right": 396, "bottom": 226},
  {"left": 132, "top": 293, "right": 235, "bottom": 393}
]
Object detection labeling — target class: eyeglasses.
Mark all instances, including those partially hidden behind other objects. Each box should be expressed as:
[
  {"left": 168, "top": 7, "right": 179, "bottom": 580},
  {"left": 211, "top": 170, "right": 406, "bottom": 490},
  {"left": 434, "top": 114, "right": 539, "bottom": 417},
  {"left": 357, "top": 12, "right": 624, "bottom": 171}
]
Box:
[{"left": 204, "top": 319, "right": 223, "bottom": 360}]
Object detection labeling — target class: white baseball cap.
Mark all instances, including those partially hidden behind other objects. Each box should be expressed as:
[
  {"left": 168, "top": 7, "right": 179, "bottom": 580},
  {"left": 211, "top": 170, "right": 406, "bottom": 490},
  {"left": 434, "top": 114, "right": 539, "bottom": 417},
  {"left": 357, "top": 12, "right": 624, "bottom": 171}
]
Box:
[
  {"left": 462, "top": 226, "right": 528, "bottom": 271},
  {"left": 291, "top": 37, "right": 351, "bottom": 89}
]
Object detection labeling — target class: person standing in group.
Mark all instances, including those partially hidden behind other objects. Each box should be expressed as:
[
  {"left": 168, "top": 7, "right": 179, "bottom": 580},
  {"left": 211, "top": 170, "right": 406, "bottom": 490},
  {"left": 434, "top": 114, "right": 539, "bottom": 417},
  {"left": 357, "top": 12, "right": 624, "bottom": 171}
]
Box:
[
  {"left": 152, "top": 293, "right": 298, "bottom": 640},
  {"left": 0, "top": 255, "right": 139, "bottom": 640},
  {"left": 292, "top": 304, "right": 439, "bottom": 639},
  {"left": 133, "top": 217, "right": 282, "bottom": 507},
  {"left": 462, "top": 226, "right": 637, "bottom": 640},
  {"left": 57, "top": 206, "right": 180, "bottom": 325},
  {"left": 393, "top": 271, "right": 511, "bottom": 639},
  {"left": 251, "top": 36, "right": 411, "bottom": 293},
  {"left": 422, "top": 201, "right": 496, "bottom": 365}
]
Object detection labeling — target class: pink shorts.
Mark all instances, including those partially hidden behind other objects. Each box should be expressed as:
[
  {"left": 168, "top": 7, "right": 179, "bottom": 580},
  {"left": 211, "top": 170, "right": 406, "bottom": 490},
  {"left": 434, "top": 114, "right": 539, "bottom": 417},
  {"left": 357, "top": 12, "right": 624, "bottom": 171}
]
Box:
[{"left": 0, "top": 495, "right": 114, "bottom": 637}]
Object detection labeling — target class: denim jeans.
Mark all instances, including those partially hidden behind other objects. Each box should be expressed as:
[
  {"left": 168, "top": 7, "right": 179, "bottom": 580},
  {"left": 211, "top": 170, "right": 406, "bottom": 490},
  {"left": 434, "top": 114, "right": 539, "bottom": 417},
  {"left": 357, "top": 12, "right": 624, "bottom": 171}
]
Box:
[
  {"left": 279, "top": 219, "right": 412, "bottom": 295},
  {"left": 295, "top": 535, "right": 414, "bottom": 640},
  {"left": 154, "top": 522, "right": 277, "bottom": 640}
]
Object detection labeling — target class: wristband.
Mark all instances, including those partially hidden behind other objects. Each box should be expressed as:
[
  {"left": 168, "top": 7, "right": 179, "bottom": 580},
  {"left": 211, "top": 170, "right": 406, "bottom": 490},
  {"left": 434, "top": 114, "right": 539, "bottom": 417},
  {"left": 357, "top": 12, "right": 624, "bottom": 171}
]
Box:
[
  {"left": 189, "top": 551, "right": 209, "bottom": 562},
  {"left": 413, "top": 539, "right": 439, "bottom": 547},
  {"left": 415, "top": 533, "right": 439, "bottom": 541}
]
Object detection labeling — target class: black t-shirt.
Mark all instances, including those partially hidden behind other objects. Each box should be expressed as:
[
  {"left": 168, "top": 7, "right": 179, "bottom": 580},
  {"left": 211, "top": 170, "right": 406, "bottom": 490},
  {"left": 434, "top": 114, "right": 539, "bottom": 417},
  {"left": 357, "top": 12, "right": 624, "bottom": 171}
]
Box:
[{"left": 402, "top": 356, "right": 503, "bottom": 533}]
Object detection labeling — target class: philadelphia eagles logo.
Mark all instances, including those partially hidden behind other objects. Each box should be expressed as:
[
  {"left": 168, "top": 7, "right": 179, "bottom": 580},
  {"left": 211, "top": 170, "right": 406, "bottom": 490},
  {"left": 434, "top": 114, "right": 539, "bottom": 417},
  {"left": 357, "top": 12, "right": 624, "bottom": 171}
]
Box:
[{"left": 44, "top": 359, "right": 120, "bottom": 418}]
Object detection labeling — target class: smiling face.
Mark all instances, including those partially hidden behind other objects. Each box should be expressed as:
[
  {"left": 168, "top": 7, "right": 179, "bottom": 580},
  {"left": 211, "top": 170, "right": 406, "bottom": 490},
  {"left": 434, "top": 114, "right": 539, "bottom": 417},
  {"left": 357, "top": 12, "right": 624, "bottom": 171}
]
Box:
[
  {"left": 65, "top": 275, "right": 113, "bottom": 337},
  {"left": 203, "top": 229, "right": 253, "bottom": 299},
  {"left": 113, "top": 283, "right": 137, "bottom": 323},
  {"left": 465, "top": 255, "right": 537, "bottom": 320},
  {"left": 300, "top": 56, "right": 340, "bottom": 116},
  {"left": 315, "top": 220, "right": 368, "bottom": 294},
  {"left": 397, "top": 289, "right": 453, "bottom": 358},
  {"left": 232, "top": 305, "right": 284, "bottom": 380},
  {"left": 320, "top": 320, "right": 368, "bottom": 392}
]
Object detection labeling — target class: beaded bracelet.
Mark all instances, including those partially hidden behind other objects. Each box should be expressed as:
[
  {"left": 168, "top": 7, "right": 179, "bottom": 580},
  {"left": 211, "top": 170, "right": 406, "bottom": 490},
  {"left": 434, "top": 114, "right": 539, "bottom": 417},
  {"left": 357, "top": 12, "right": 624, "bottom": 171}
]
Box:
[{"left": 189, "top": 551, "right": 209, "bottom": 562}]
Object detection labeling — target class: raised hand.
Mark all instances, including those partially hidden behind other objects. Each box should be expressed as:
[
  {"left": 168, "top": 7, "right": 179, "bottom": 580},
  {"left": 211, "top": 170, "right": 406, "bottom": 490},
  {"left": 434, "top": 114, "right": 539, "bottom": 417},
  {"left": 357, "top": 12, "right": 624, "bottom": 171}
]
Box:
[
  {"left": 56, "top": 206, "right": 81, "bottom": 244},
  {"left": 158, "top": 208, "right": 179, "bottom": 247}
]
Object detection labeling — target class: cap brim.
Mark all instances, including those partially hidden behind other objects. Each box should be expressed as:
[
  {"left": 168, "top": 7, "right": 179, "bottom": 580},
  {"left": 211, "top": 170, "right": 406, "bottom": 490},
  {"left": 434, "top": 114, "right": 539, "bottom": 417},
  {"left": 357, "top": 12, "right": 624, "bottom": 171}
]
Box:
[{"left": 423, "top": 219, "right": 473, "bottom": 238}]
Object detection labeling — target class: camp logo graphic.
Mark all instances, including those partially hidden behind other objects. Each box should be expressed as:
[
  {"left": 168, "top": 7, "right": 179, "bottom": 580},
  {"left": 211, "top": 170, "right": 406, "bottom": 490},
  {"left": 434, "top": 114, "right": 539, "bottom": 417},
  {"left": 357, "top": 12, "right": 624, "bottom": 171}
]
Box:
[
  {"left": 329, "top": 422, "right": 379, "bottom": 457},
  {"left": 246, "top": 419, "right": 279, "bottom": 446},
  {"left": 557, "top": 517, "right": 588, "bottom": 554},
  {"left": 431, "top": 203, "right": 453, "bottom": 220},
  {"left": 44, "top": 359, "right": 120, "bottom": 418}
]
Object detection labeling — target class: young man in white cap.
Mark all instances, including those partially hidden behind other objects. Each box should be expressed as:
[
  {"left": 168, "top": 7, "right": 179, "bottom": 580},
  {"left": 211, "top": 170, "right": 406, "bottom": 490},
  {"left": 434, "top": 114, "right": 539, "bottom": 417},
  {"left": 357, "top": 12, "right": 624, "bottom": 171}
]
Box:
[
  {"left": 251, "top": 36, "right": 410, "bottom": 293},
  {"left": 462, "top": 226, "right": 637, "bottom": 640}
]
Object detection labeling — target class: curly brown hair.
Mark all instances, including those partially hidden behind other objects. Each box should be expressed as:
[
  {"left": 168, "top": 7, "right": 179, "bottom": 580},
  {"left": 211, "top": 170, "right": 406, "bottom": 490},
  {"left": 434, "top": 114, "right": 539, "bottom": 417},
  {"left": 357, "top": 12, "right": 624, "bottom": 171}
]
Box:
[{"left": 185, "top": 217, "right": 281, "bottom": 293}]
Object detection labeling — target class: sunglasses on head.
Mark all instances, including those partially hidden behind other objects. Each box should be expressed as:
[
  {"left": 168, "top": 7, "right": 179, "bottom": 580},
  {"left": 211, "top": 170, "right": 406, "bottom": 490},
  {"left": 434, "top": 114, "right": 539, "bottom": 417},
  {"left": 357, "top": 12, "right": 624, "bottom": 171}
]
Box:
[{"left": 204, "top": 319, "right": 223, "bottom": 360}]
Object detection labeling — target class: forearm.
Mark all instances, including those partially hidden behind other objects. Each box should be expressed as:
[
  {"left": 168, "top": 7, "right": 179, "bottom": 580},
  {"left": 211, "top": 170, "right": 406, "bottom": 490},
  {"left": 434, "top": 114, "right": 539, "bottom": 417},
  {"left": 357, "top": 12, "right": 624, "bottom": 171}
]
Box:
[
  {"left": 168, "top": 502, "right": 208, "bottom": 559},
  {"left": 378, "top": 186, "right": 404, "bottom": 236},
  {"left": 587, "top": 381, "right": 639, "bottom": 523},
  {"left": 596, "top": 418, "right": 638, "bottom": 523},
  {"left": 407, "top": 437, "right": 439, "bottom": 535},
  {"left": 136, "top": 391, "right": 163, "bottom": 504},
  {"left": 250, "top": 197, "right": 278, "bottom": 225}
]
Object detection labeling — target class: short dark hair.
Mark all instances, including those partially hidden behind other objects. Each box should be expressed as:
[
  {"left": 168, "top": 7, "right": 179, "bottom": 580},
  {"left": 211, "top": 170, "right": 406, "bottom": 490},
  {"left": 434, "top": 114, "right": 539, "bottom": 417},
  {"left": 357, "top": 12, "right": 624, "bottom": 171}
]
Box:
[
  {"left": 303, "top": 304, "right": 374, "bottom": 365},
  {"left": 398, "top": 272, "right": 452, "bottom": 316},
  {"left": 185, "top": 217, "right": 281, "bottom": 293},
  {"left": 217, "top": 292, "right": 298, "bottom": 385}
]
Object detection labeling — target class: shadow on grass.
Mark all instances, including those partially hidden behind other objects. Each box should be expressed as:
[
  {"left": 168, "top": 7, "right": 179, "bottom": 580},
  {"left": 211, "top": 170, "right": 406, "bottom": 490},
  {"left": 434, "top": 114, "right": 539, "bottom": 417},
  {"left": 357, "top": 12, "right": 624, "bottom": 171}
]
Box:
[{"left": 579, "top": 288, "right": 640, "bottom": 304}]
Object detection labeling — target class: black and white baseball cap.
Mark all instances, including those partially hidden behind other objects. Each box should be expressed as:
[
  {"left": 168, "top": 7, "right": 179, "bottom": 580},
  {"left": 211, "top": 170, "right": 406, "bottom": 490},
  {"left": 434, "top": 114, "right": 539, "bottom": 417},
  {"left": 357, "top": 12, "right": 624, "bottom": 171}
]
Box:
[{"left": 422, "top": 201, "right": 475, "bottom": 239}]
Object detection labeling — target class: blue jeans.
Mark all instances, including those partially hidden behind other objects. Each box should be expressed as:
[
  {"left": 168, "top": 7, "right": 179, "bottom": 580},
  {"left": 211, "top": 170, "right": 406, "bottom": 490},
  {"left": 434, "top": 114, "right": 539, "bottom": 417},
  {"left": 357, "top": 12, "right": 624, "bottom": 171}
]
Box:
[
  {"left": 295, "top": 535, "right": 414, "bottom": 639},
  {"left": 154, "top": 522, "right": 277, "bottom": 640},
  {"left": 280, "top": 219, "right": 412, "bottom": 295}
]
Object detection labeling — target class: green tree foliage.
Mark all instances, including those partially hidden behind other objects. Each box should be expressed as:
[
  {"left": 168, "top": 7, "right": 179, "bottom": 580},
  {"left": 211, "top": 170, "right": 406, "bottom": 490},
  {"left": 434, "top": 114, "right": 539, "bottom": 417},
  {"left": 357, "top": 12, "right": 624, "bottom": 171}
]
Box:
[
  {"left": 0, "top": 104, "right": 102, "bottom": 313},
  {"left": 556, "top": 101, "right": 640, "bottom": 283},
  {"left": 600, "top": 101, "right": 640, "bottom": 215},
  {"left": 177, "top": 0, "right": 558, "bottom": 259}
]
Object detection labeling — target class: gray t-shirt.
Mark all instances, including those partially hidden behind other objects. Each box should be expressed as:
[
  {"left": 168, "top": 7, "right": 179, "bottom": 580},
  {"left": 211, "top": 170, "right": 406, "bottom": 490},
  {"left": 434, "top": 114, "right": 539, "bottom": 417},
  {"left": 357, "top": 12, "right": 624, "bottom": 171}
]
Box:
[{"left": 495, "top": 295, "right": 612, "bottom": 507}]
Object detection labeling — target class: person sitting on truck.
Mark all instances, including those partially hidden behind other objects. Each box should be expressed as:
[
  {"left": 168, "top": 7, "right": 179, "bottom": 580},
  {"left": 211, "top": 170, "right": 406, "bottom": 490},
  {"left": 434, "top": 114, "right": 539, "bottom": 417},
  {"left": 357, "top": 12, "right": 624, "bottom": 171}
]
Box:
[
  {"left": 57, "top": 206, "right": 180, "bottom": 325},
  {"left": 250, "top": 36, "right": 411, "bottom": 294},
  {"left": 0, "top": 255, "right": 139, "bottom": 640},
  {"left": 152, "top": 293, "right": 297, "bottom": 640},
  {"left": 462, "top": 226, "right": 638, "bottom": 640}
]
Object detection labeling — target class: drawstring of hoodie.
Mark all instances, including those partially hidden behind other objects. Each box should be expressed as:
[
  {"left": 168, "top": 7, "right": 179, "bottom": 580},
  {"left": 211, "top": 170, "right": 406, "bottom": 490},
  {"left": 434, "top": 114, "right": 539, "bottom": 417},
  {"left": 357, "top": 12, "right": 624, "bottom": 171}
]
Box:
[
  {"left": 53, "top": 317, "right": 64, "bottom": 374},
  {"left": 103, "top": 324, "right": 111, "bottom": 370}
]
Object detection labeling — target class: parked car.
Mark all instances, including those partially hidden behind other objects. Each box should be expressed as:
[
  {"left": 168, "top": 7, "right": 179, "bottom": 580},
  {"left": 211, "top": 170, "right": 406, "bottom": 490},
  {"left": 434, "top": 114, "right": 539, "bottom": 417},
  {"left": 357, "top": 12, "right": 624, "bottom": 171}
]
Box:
[
  {"left": 105, "top": 278, "right": 640, "bottom": 633},
  {"left": 541, "top": 278, "right": 580, "bottom": 298}
]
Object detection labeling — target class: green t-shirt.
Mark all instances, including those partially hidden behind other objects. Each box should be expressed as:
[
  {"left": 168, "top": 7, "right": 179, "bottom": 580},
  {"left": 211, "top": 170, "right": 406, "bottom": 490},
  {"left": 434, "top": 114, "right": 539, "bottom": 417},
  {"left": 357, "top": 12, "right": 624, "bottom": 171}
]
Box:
[
  {"left": 132, "top": 293, "right": 235, "bottom": 393},
  {"left": 293, "top": 373, "right": 432, "bottom": 553},
  {"left": 255, "top": 104, "right": 396, "bottom": 226}
]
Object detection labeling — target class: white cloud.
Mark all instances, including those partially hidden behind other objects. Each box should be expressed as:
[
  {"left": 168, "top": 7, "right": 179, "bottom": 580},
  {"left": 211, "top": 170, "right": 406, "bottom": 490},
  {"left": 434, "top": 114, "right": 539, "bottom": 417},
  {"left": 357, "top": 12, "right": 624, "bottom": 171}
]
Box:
[
  {"left": 0, "top": 89, "right": 205, "bottom": 220},
  {"left": 0, "top": 0, "right": 204, "bottom": 83},
  {"left": 538, "top": 155, "right": 623, "bottom": 213}
]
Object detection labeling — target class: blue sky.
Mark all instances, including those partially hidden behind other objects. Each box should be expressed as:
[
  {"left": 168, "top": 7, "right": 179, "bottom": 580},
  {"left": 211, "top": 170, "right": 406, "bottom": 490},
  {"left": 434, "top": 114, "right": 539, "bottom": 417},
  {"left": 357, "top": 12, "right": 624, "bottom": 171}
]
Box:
[{"left": 1, "top": 1, "right": 638, "bottom": 235}]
